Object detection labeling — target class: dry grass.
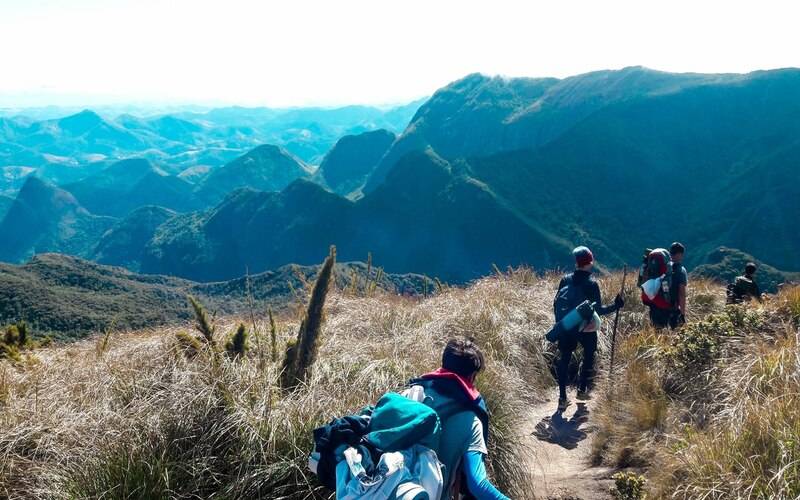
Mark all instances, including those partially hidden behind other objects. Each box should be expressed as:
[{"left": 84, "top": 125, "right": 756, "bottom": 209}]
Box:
[
  {"left": 0, "top": 268, "right": 577, "bottom": 499},
  {"left": 593, "top": 284, "right": 800, "bottom": 499}
]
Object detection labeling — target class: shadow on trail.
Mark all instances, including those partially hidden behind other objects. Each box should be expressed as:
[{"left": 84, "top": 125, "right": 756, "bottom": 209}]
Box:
[{"left": 532, "top": 402, "right": 590, "bottom": 450}]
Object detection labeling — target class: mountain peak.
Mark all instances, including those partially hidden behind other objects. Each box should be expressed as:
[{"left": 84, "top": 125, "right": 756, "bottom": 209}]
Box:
[
  {"left": 319, "top": 129, "right": 396, "bottom": 196},
  {"left": 197, "top": 144, "right": 312, "bottom": 203},
  {"left": 17, "top": 175, "right": 77, "bottom": 207},
  {"left": 57, "top": 109, "right": 104, "bottom": 134}
]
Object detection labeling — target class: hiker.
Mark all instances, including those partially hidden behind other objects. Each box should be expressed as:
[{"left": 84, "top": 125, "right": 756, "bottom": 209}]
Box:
[
  {"left": 554, "top": 246, "right": 624, "bottom": 411},
  {"left": 727, "top": 262, "right": 762, "bottom": 304},
  {"left": 641, "top": 243, "right": 687, "bottom": 329},
  {"left": 669, "top": 243, "right": 688, "bottom": 327},
  {"left": 409, "top": 338, "right": 510, "bottom": 500},
  {"left": 310, "top": 337, "right": 509, "bottom": 499}
]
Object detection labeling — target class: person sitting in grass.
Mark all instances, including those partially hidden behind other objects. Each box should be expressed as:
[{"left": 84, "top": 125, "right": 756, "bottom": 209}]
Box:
[
  {"left": 409, "top": 338, "right": 510, "bottom": 500},
  {"left": 728, "top": 262, "right": 763, "bottom": 304}
]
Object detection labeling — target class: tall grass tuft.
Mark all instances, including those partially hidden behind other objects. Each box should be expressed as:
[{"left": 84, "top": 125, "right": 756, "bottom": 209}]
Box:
[
  {"left": 268, "top": 308, "right": 278, "bottom": 363},
  {"left": 280, "top": 247, "right": 336, "bottom": 390},
  {"left": 15, "top": 321, "right": 27, "bottom": 347},
  {"left": 226, "top": 323, "right": 249, "bottom": 358},
  {"left": 189, "top": 295, "right": 215, "bottom": 345}
]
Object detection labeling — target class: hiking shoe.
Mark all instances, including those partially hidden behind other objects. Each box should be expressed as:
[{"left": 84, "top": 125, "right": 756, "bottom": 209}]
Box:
[
  {"left": 557, "top": 398, "right": 570, "bottom": 412},
  {"left": 576, "top": 390, "right": 591, "bottom": 401}
]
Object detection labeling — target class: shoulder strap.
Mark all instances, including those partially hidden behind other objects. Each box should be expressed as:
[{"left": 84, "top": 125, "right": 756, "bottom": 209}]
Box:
[{"left": 408, "top": 378, "right": 490, "bottom": 442}]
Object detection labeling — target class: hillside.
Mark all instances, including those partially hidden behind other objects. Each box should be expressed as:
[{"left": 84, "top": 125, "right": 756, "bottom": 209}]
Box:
[
  {"left": 0, "top": 177, "right": 116, "bottom": 263},
  {"left": 0, "top": 268, "right": 550, "bottom": 498},
  {"left": 591, "top": 279, "right": 800, "bottom": 498},
  {"left": 63, "top": 158, "right": 200, "bottom": 216},
  {"left": 692, "top": 247, "right": 800, "bottom": 292},
  {"left": 0, "top": 193, "right": 13, "bottom": 220},
  {"left": 2, "top": 68, "right": 798, "bottom": 282},
  {"left": 0, "top": 253, "right": 433, "bottom": 339},
  {"left": 141, "top": 150, "right": 574, "bottom": 282},
  {"left": 195, "top": 144, "right": 314, "bottom": 204},
  {"left": 317, "top": 128, "right": 396, "bottom": 196},
  {"left": 91, "top": 205, "right": 178, "bottom": 270},
  {"left": 368, "top": 68, "right": 800, "bottom": 271}
]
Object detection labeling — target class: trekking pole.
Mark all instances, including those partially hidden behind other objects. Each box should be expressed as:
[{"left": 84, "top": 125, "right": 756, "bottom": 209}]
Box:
[{"left": 608, "top": 265, "right": 628, "bottom": 381}]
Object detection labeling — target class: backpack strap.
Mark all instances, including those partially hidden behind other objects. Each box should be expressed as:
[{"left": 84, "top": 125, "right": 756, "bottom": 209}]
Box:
[
  {"left": 570, "top": 272, "right": 593, "bottom": 305},
  {"left": 670, "top": 263, "right": 682, "bottom": 306},
  {"left": 407, "top": 378, "right": 490, "bottom": 442}
]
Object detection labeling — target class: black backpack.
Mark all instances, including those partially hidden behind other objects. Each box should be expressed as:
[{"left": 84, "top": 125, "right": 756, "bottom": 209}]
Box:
[{"left": 554, "top": 274, "right": 590, "bottom": 324}]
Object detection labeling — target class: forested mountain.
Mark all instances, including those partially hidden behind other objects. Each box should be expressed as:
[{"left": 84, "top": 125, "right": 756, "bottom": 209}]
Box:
[
  {"left": 0, "top": 253, "right": 433, "bottom": 338},
  {"left": 0, "top": 102, "right": 422, "bottom": 195},
  {"left": 317, "top": 129, "right": 395, "bottom": 196},
  {"left": 0, "top": 177, "right": 115, "bottom": 263},
  {"left": 1, "top": 68, "right": 798, "bottom": 282},
  {"left": 195, "top": 144, "right": 313, "bottom": 204}
]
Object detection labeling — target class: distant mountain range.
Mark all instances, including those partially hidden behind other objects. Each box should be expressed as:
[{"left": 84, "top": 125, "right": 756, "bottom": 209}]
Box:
[
  {"left": 0, "top": 67, "right": 798, "bottom": 283},
  {"left": 0, "top": 253, "right": 433, "bottom": 339},
  {"left": 0, "top": 101, "right": 424, "bottom": 196}
]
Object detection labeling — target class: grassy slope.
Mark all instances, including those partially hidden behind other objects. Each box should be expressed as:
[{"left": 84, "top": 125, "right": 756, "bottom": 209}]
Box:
[
  {"left": 592, "top": 281, "right": 800, "bottom": 498},
  {"left": 1, "top": 270, "right": 796, "bottom": 498},
  {"left": 0, "top": 269, "right": 562, "bottom": 499}
]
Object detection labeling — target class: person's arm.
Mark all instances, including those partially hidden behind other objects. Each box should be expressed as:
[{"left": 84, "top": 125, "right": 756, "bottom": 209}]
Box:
[
  {"left": 463, "top": 451, "right": 510, "bottom": 500},
  {"left": 589, "top": 282, "right": 619, "bottom": 316},
  {"left": 553, "top": 278, "right": 564, "bottom": 316},
  {"left": 678, "top": 284, "right": 687, "bottom": 314}
]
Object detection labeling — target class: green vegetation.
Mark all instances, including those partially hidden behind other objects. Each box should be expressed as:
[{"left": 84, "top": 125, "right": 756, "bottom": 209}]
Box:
[
  {"left": 593, "top": 283, "right": 800, "bottom": 498},
  {"left": 692, "top": 246, "right": 800, "bottom": 292},
  {"left": 612, "top": 471, "right": 647, "bottom": 500},
  {"left": 0, "top": 253, "right": 433, "bottom": 340},
  {"left": 225, "top": 323, "right": 249, "bottom": 358},
  {"left": 188, "top": 295, "right": 216, "bottom": 346}
]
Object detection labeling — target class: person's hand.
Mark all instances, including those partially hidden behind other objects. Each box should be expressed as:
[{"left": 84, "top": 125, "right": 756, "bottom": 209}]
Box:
[{"left": 614, "top": 293, "right": 625, "bottom": 309}]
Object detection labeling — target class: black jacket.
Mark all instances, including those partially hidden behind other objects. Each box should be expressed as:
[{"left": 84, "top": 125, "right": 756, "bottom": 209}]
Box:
[{"left": 554, "top": 270, "right": 617, "bottom": 317}]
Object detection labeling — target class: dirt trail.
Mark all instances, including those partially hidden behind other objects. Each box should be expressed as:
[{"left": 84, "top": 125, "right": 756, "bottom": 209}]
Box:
[{"left": 523, "top": 390, "right": 615, "bottom": 499}]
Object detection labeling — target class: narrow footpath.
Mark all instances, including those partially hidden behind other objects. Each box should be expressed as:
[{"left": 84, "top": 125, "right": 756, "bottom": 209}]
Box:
[{"left": 524, "top": 391, "right": 615, "bottom": 499}]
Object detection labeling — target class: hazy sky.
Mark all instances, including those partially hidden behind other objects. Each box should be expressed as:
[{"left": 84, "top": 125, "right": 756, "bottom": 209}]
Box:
[{"left": 2, "top": 0, "right": 799, "bottom": 107}]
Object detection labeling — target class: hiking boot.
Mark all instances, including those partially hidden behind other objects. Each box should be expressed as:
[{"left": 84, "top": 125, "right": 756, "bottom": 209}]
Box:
[
  {"left": 557, "top": 397, "right": 570, "bottom": 412},
  {"left": 576, "top": 389, "right": 591, "bottom": 401}
]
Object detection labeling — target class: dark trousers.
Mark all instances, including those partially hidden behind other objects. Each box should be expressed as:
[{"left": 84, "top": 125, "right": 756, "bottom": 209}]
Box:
[
  {"left": 649, "top": 306, "right": 681, "bottom": 329},
  {"left": 557, "top": 332, "right": 597, "bottom": 399}
]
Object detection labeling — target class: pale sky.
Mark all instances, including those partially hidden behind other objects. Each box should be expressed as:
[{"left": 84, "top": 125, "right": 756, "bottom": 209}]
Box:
[{"left": 2, "top": 0, "right": 799, "bottom": 108}]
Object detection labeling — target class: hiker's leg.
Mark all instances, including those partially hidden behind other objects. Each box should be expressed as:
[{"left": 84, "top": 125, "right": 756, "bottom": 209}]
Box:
[
  {"left": 649, "top": 307, "right": 669, "bottom": 329},
  {"left": 669, "top": 311, "right": 685, "bottom": 329},
  {"left": 556, "top": 340, "right": 575, "bottom": 400},
  {"left": 578, "top": 333, "right": 598, "bottom": 392}
]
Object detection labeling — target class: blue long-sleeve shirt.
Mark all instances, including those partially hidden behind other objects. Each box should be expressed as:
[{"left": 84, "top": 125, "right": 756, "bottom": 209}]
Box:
[{"left": 463, "top": 451, "right": 510, "bottom": 500}]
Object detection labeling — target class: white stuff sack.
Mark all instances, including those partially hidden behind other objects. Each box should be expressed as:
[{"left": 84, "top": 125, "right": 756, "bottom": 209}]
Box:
[{"left": 641, "top": 276, "right": 663, "bottom": 300}]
